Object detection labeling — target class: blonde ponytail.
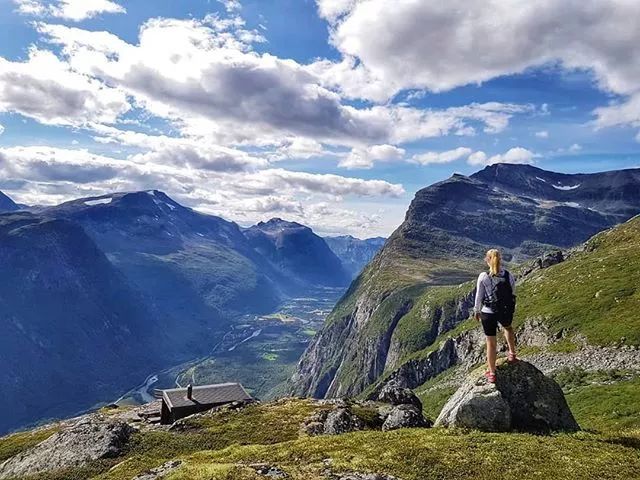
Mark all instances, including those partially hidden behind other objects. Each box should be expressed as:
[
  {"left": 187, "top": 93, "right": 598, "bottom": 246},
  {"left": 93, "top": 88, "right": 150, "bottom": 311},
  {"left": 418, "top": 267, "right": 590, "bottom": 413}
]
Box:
[{"left": 486, "top": 249, "right": 502, "bottom": 276}]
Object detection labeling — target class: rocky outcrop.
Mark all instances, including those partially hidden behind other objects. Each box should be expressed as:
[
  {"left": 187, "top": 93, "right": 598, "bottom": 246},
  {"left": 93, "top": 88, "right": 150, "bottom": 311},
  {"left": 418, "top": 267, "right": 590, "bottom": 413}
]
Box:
[
  {"left": 372, "top": 328, "right": 487, "bottom": 398},
  {"left": 376, "top": 382, "right": 423, "bottom": 410},
  {"left": 435, "top": 361, "right": 580, "bottom": 433},
  {"left": 0, "top": 417, "right": 133, "bottom": 479},
  {"left": 381, "top": 405, "right": 431, "bottom": 431},
  {"left": 520, "top": 250, "right": 565, "bottom": 277},
  {"left": 301, "top": 404, "right": 368, "bottom": 436},
  {"left": 324, "top": 408, "right": 367, "bottom": 435}
]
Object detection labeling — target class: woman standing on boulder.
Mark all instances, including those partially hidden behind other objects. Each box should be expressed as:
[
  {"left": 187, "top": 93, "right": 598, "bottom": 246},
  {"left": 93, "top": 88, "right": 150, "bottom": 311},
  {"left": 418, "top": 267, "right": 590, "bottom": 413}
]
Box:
[{"left": 474, "top": 249, "right": 518, "bottom": 383}]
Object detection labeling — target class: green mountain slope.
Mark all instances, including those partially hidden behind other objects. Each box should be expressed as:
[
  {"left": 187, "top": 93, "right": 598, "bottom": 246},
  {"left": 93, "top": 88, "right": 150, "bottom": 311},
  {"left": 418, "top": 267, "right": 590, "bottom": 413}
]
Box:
[{"left": 291, "top": 164, "right": 640, "bottom": 399}]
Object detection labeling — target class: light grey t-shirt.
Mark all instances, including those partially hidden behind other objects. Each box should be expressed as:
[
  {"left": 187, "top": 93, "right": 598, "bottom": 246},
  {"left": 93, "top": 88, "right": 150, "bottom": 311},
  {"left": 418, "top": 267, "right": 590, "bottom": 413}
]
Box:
[{"left": 474, "top": 269, "right": 516, "bottom": 314}]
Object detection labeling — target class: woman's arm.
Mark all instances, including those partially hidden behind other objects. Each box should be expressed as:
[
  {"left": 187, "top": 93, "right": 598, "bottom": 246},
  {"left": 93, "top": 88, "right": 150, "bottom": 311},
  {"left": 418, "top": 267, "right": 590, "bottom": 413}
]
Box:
[{"left": 474, "top": 274, "right": 485, "bottom": 316}]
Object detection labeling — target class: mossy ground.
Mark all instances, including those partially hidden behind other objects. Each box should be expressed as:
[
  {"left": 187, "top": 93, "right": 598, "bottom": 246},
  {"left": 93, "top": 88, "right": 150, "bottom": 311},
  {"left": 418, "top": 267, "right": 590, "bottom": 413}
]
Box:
[
  {"left": 170, "top": 428, "right": 640, "bottom": 480},
  {"left": 3, "top": 394, "right": 639, "bottom": 480},
  {"left": 0, "top": 427, "right": 58, "bottom": 463}
]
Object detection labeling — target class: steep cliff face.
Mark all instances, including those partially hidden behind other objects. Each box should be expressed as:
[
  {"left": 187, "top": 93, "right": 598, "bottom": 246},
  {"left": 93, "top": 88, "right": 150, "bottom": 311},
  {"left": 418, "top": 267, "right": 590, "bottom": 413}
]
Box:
[
  {"left": 324, "top": 235, "right": 386, "bottom": 278},
  {"left": 291, "top": 164, "right": 640, "bottom": 399},
  {"left": 0, "top": 213, "right": 164, "bottom": 434}
]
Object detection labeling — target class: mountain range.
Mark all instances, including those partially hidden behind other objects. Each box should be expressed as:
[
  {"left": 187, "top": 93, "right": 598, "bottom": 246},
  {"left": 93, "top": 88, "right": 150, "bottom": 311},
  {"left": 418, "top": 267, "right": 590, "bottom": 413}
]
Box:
[
  {"left": 324, "top": 235, "right": 387, "bottom": 278},
  {"left": 0, "top": 190, "right": 366, "bottom": 434},
  {"left": 290, "top": 163, "right": 640, "bottom": 398}
]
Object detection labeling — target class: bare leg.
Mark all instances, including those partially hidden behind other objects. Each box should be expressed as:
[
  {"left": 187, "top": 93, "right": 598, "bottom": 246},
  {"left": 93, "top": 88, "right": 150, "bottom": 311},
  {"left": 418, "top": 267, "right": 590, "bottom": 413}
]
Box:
[
  {"left": 486, "top": 336, "right": 497, "bottom": 373},
  {"left": 504, "top": 326, "right": 517, "bottom": 354}
]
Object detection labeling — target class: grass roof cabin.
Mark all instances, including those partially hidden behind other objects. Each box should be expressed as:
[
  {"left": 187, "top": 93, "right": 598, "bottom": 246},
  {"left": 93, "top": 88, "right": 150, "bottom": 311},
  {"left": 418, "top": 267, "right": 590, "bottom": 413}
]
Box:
[{"left": 159, "top": 382, "right": 253, "bottom": 424}]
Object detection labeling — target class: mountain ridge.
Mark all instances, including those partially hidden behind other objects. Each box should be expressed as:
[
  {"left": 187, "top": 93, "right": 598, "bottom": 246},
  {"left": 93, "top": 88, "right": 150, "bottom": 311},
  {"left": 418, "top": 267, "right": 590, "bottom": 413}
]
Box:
[{"left": 290, "top": 163, "right": 640, "bottom": 399}]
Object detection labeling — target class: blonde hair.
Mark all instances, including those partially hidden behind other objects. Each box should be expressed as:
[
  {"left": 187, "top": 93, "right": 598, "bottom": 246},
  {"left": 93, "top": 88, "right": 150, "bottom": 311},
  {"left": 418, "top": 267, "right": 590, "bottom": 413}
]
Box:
[{"left": 486, "top": 249, "right": 502, "bottom": 276}]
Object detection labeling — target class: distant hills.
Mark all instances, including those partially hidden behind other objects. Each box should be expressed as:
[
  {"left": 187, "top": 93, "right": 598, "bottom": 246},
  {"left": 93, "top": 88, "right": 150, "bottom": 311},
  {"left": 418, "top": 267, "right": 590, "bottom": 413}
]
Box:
[
  {"left": 244, "top": 218, "right": 351, "bottom": 288},
  {"left": 291, "top": 163, "right": 640, "bottom": 398},
  {"left": 0, "top": 189, "right": 357, "bottom": 434},
  {"left": 324, "top": 235, "right": 386, "bottom": 278}
]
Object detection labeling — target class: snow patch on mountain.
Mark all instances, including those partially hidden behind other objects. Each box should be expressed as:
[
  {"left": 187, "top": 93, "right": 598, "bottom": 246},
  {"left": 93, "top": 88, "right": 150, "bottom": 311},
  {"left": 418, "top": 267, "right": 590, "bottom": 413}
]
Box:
[
  {"left": 553, "top": 183, "right": 581, "bottom": 191},
  {"left": 84, "top": 198, "right": 112, "bottom": 206}
]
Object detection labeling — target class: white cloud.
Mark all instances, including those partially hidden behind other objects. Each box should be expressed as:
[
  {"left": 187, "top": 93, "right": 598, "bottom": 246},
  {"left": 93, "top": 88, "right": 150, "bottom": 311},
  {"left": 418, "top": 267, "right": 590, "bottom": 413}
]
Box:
[
  {"left": 316, "top": 0, "right": 640, "bottom": 100},
  {"left": 339, "top": 144, "right": 405, "bottom": 169},
  {"left": 217, "top": 0, "right": 241, "bottom": 12},
  {"left": 467, "top": 147, "right": 537, "bottom": 166},
  {"left": 535, "top": 130, "right": 549, "bottom": 138},
  {"left": 0, "top": 124, "right": 4, "bottom": 135},
  {"left": 411, "top": 147, "right": 473, "bottom": 165},
  {"left": 13, "top": 0, "right": 125, "bottom": 21},
  {"left": 569, "top": 143, "right": 582, "bottom": 153},
  {"left": 315, "top": 0, "right": 640, "bottom": 139},
  {"left": 129, "top": 144, "right": 267, "bottom": 173},
  {"left": 0, "top": 49, "right": 129, "bottom": 127},
  {"left": 593, "top": 93, "right": 640, "bottom": 139},
  {"left": 37, "top": 19, "right": 529, "bottom": 149}
]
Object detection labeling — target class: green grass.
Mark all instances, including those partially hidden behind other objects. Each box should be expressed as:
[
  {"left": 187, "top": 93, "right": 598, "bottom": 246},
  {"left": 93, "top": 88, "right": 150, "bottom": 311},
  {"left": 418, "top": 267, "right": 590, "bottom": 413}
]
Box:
[
  {"left": 565, "top": 376, "right": 640, "bottom": 432},
  {"left": 5, "top": 397, "right": 640, "bottom": 480},
  {"left": 514, "top": 216, "right": 640, "bottom": 346},
  {"left": 417, "top": 387, "right": 457, "bottom": 421},
  {"left": 169, "top": 428, "right": 640, "bottom": 480},
  {"left": 0, "top": 427, "right": 58, "bottom": 463}
]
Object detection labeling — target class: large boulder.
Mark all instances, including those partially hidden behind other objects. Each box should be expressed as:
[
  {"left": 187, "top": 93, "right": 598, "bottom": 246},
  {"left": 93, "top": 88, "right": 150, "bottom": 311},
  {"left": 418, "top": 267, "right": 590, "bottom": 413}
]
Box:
[
  {"left": 0, "top": 417, "right": 133, "bottom": 479},
  {"left": 381, "top": 405, "right": 432, "bottom": 432},
  {"left": 376, "top": 382, "right": 423, "bottom": 410},
  {"left": 435, "top": 361, "right": 579, "bottom": 433},
  {"left": 324, "top": 408, "right": 365, "bottom": 435}
]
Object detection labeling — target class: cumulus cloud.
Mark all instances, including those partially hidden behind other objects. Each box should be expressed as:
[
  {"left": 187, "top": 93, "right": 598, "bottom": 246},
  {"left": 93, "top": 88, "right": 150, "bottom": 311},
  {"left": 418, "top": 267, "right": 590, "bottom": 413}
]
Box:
[
  {"left": 535, "top": 130, "right": 549, "bottom": 138},
  {"left": 314, "top": 0, "right": 640, "bottom": 139},
  {"left": 339, "top": 144, "right": 405, "bottom": 169},
  {"left": 37, "top": 19, "right": 528, "bottom": 148},
  {"left": 467, "top": 147, "right": 537, "bottom": 166},
  {"left": 316, "top": 0, "right": 640, "bottom": 97},
  {"left": 13, "top": 0, "right": 125, "bottom": 21},
  {"left": 411, "top": 147, "right": 473, "bottom": 165},
  {"left": 0, "top": 49, "right": 129, "bottom": 127},
  {"left": 0, "top": 124, "right": 4, "bottom": 135}
]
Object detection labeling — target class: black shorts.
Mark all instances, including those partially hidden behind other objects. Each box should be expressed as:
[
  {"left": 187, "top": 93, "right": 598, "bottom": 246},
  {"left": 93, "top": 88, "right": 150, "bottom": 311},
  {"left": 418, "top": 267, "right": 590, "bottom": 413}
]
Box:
[{"left": 480, "top": 311, "right": 513, "bottom": 336}]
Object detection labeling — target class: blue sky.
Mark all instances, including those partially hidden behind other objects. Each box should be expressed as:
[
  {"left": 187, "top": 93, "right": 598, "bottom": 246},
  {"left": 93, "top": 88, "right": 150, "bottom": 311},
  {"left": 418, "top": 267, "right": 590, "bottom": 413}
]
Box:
[{"left": 1, "top": 0, "right": 639, "bottom": 236}]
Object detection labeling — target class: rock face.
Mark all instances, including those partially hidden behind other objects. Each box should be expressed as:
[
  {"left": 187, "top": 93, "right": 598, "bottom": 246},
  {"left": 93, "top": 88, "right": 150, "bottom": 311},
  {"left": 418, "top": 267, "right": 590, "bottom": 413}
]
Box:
[
  {"left": 382, "top": 405, "right": 431, "bottom": 432},
  {"left": 0, "top": 418, "right": 133, "bottom": 479},
  {"left": 376, "top": 382, "right": 423, "bottom": 410},
  {"left": 324, "top": 235, "right": 386, "bottom": 278},
  {"left": 0, "top": 190, "right": 19, "bottom": 213},
  {"left": 435, "top": 361, "right": 580, "bottom": 433},
  {"left": 323, "top": 408, "right": 366, "bottom": 435}
]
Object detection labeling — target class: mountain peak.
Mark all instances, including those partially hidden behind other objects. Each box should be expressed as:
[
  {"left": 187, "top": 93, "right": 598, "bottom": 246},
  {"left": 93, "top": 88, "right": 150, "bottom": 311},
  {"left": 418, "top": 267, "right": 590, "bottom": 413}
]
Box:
[
  {"left": 0, "top": 190, "right": 20, "bottom": 213},
  {"left": 256, "top": 217, "right": 308, "bottom": 231}
]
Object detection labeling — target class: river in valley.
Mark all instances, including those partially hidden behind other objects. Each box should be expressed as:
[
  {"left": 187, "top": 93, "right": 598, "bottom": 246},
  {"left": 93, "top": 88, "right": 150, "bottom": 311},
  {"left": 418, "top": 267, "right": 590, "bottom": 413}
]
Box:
[{"left": 116, "top": 286, "right": 346, "bottom": 405}]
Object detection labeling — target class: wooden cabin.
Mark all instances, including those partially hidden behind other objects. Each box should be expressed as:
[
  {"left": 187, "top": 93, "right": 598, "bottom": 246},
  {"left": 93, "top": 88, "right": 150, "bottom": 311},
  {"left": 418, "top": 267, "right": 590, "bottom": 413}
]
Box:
[{"left": 159, "top": 382, "right": 253, "bottom": 424}]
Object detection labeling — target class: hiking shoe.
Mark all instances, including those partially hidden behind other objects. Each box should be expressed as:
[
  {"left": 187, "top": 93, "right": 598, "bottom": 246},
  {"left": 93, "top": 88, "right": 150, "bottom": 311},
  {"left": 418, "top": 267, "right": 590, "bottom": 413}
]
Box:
[{"left": 485, "top": 371, "right": 496, "bottom": 383}]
